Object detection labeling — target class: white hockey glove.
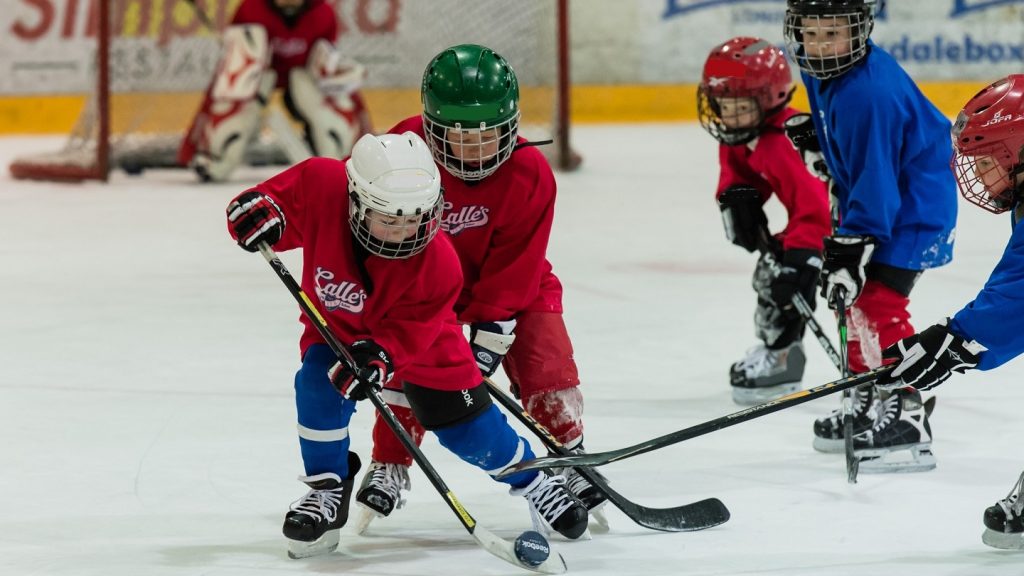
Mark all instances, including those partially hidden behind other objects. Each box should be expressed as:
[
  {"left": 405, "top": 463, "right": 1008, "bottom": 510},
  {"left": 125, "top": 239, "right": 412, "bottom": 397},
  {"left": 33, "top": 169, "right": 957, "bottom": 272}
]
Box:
[
  {"left": 820, "top": 234, "right": 876, "bottom": 309},
  {"left": 876, "top": 319, "right": 986, "bottom": 393},
  {"left": 469, "top": 319, "right": 517, "bottom": 377}
]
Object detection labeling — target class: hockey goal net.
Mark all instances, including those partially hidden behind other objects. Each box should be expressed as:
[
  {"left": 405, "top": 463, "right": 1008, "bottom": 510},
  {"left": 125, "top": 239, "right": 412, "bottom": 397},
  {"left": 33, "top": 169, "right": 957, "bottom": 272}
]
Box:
[{"left": 9, "top": 0, "right": 576, "bottom": 182}]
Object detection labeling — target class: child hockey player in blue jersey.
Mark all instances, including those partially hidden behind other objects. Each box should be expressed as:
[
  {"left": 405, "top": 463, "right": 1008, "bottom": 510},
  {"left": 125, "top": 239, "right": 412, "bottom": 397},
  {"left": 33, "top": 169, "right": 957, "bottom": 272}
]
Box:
[
  {"left": 783, "top": 0, "right": 958, "bottom": 472},
  {"left": 877, "top": 74, "right": 1024, "bottom": 550}
]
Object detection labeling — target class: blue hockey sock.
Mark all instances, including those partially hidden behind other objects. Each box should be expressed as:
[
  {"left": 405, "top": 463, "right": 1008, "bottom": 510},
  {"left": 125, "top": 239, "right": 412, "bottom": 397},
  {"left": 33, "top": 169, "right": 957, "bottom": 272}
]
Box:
[
  {"left": 432, "top": 404, "right": 539, "bottom": 488},
  {"left": 294, "top": 344, "right": 358, "bottom": 478}
]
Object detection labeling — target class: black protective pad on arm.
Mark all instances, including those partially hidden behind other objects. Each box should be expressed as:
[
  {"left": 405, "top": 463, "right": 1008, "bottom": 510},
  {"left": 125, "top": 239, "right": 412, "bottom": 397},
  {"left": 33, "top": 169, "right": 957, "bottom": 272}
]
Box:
[{"left": 403, "top": 381, "right": 493, "bottom": 430}]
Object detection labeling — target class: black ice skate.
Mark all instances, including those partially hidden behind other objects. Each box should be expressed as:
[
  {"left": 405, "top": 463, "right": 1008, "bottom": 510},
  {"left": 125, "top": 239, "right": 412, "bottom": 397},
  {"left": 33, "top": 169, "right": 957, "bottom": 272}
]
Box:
[
  {"left": 283, "top": 452, "right": 361, "bottom": 559},
  {"left": 730, "top": 341, "right": 805, "bottom": 405},
  {"left": 353, "top": 460, "right": 411, "bottom": 535},
  {"left": 983, "top": 470, "right": 1024, "bottom": 550},
  {"left": 853, "top": 390, "right": 936, "bottom": 474},
  {"left": 511, "top": 471, "right": 590, "bottom": 541},
  {"left": 812, "top": 385, "right": 878, "bottom": 453}
]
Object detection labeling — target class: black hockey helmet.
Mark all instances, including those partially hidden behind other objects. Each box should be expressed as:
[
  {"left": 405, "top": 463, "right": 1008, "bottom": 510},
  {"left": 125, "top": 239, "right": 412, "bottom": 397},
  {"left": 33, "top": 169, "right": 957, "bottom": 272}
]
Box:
[{"left": 784, "top": 0, "right": 878, "bottom": 79}]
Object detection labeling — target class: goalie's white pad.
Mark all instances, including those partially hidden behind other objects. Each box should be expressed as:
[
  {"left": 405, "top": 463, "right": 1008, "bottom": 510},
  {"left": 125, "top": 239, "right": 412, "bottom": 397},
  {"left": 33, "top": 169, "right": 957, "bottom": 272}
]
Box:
[
  {"left": 180, "top": 25, "right": 274, "bottom": 182},
  {"left": 287, "top": 40, "right": 367, "bottom": 159}
]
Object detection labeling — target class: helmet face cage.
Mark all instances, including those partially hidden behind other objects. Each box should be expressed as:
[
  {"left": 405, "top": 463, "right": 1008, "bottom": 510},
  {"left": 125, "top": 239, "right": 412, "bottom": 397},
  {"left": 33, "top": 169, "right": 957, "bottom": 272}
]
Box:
[
  {"left": 697, "top": 86, "right": 765, "bottom": 146},
  {"left": 423, "top": 112, "right": 520, "bottom": 181},
  {"left": 348, "top": 185, "right": 445, "bottom": 259},
  {"left": 784, "top": 6, "right": 873, "bottom": 79},
  {"left": 951, "top": 142, "right": 1018, "bottom": 214}
]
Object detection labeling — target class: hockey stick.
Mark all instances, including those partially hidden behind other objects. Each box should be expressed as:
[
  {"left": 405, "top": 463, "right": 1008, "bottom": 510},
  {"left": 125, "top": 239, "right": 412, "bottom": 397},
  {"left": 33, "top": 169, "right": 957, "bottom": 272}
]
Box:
[
  {"left": 833, "top": 287, "right": 859, "bottom": 484},
  {"left": 483, "top": 378, "right": 730, "bottom": 532},
  {"left": 182, "top": 0, "right": 217, "bottom": 31},
  {"left": 256, "top": 243, "right": 567, "bottom": 574},
  {"left": 496, "top": 365, "right": 893, "bottom": 477}
]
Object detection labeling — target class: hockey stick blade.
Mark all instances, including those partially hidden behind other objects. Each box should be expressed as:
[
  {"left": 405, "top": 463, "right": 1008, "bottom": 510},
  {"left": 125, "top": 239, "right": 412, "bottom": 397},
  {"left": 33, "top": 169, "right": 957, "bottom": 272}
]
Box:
[
  {"left": 497, "top": 365, "right": 893, "bottom": 477},
  {"left": 484, "top": 379, "right": 730, "bottom": 532},
  {"left": 256, "top": 244, "right": 566, "bottom": 574}
]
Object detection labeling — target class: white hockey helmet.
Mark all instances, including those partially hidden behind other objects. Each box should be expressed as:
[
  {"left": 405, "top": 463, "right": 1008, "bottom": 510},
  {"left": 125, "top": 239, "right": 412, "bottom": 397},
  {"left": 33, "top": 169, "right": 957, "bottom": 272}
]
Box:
[{"left": 346, "top": 132, "right": 444, "bottom": 259}]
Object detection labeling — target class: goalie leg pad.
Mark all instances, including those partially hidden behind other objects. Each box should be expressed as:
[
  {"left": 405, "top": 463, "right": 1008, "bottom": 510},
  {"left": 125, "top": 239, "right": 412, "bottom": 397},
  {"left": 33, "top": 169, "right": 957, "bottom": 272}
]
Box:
[
  {"left": 286, "top": 67, "right": 364, "bottom": 159},
  {"left": 180, "top": 25, "right": 274, "bottom": 181}
]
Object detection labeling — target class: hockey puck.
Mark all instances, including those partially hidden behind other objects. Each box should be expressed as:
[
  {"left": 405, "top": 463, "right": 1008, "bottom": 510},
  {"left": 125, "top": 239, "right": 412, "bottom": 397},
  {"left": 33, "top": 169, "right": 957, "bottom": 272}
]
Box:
[{"left": 513, "top": 530, "right": 550, "bottom": 567}]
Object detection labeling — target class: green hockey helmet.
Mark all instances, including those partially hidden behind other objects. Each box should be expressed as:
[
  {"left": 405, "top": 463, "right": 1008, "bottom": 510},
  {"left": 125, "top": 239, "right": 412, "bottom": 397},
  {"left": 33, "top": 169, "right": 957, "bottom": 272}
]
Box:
[{"left": 421, "top": 44, "right": 520, "bottom": 181}]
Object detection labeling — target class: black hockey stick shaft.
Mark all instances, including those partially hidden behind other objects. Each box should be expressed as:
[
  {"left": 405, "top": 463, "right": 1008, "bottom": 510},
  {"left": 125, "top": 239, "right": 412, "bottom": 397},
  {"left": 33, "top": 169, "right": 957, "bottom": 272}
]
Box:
[
  {"left": 497, "top": 365, "right": 893, "bottom": 477},
  {"left": 791, "top": 293, "right": 842, "bottom": 372},
  {"left": 834, "top": 287, "right": 859, "bottom": 484},
  {"left": 256, "top": 244, "right": 566, "bottom": 573},
  {"left": 183, "top": 0, "right": 218, "bottom": 31},
  {"left": 484, "top": 378, "right": 730, "bottom": 532}
]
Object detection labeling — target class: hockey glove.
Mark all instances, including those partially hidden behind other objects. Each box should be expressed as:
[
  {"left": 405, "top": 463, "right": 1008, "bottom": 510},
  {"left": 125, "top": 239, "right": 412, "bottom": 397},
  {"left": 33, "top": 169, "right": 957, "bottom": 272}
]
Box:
[
  {"left": 718, "top": 185, "right": 769, "bottom": 254},
  {"left": 820, "top": 234, "right": 876, "bottom": 309},
  {"left": 783, "top": 113, "right": 831, "bottom": 182},
  {"left": 226, "top": 191, "right": 285, "bottom": 252},
  {"left": 469, "top": 320, "right": 517, "bottom": 377},
  {"left": 876, "top": 319, "right": 987, "bottom": 393},
  {"left": 328, "top": 340, "right": 394, "bottom": 401},
  {"left": 770, "top": 248, "right": 823, "bottom": 320}
]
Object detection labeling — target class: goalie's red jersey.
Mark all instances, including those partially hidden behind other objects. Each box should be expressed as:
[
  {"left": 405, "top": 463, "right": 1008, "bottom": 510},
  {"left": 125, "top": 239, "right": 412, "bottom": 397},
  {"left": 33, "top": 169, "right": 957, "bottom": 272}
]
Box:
[
  {"left": 252, "top": 157, "right": 482, "bottom": 392},
  {"left": 389, "top": 116, "right": 565, "bottom": 324},
  {"left": 231, "top": 0, "right": 338, "bottom": 88}
]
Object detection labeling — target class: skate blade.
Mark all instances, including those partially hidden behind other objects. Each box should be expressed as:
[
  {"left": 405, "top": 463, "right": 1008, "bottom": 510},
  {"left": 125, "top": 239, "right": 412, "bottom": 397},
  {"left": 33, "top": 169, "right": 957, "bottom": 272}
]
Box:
[
  {"left": 353, "top": 503, "right": 380, "bottom": 536},
  {"left": 812, "top": 436, "right": 845, "bottom": 454},
  {"left": 982, "top": 528, "right": 1024, "bottom": 550},
  {"left": 856, "top": 443, "right": 936, "bottom": 474},
  {"left": 589, "top": 506, "right": 610, "bottom": 534},
  {"left": 287, "top": 529, "right": 340, "bottom": 559},
  {"left": 731, "top": 382, "right": 801, "bottom": 406}
]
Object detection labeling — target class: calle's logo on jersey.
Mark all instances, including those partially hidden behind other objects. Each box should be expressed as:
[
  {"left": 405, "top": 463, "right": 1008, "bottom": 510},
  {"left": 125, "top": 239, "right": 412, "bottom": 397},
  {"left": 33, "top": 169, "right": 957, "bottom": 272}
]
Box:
[
  {"left": 441, "top": 202, "right": 490, "bottom": 235},
  {"left": 314, "top": 267, "right": 367, "bottom": 313}
]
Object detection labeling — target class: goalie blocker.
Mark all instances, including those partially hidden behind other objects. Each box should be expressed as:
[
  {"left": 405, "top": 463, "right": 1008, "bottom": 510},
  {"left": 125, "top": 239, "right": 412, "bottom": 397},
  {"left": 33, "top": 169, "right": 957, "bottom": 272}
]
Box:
[{"left": 179, "top": 26, "right": 370, "bottom": 182}]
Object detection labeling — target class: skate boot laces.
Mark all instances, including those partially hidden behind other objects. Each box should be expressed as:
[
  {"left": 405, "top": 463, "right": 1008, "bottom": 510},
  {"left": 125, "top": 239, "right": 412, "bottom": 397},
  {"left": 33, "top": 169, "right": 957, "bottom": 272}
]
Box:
[
  {"left": 999, "top": 471, "right": 1024, "bottom": 520},
  {"left": 289, "top": 474, "right": 345, "bottom": 524},
  {"left": 736, "top": 345, "right": 777, "bottom": 377},
  {"left": 366, "top": 461, "right": 411, "bottom": 501},
  {"left": 522, "top": 473, "right": 577, "bottom": 530}
]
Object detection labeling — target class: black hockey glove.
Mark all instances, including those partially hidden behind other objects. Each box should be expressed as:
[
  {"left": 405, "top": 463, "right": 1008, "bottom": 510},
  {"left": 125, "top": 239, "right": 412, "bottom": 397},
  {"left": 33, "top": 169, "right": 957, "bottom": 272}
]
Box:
[
  {"left": 783, "top": 113, "right": 831, "bottom": 182},
  {"left": 226, "top": 190, "right": 285, "bottom": 252},
  {"left": 470, "top": 320, "right": 517, "bottom": 377},
  {"left": 876, "top": 320, "right": 987, "bottom": 393},
  {"left": 718, "top": 185, "right": 769, "bottom": 253},
  {"left": 328, "top": 340, "right": 394, "bottom": 401},
  {"left": 820, "top": 234, "right": 876, "bottom": 309},
  {"left": 770, "top": 248, "right": 823, "bottom": 320}
]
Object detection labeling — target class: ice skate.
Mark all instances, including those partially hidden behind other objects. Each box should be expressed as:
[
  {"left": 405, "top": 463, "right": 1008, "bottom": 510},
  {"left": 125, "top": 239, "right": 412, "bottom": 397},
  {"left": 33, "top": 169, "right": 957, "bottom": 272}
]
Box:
[
  {"left": 853, "top": 390, "right": 936, "bottom": 474},
  {"left": 283, "top": 452, "right": 361, "bottom": 559},
  {"left": 730, "top": 341, "right": 805, "bottom": 405},
  {"left": 983, "top": 470, "right": 1024, "bottom": 550},
  {"left": 353, "top": 460, "right": 410, "bottom": 535},
  {"left": 512, "top": 471, "right": 590, "bottom": 541},
  {"left": 563, "top": 464, "right": 609, "bottom": 531},
  {"left": 812, "top": 384, "right": 878, "bottom": 453}
]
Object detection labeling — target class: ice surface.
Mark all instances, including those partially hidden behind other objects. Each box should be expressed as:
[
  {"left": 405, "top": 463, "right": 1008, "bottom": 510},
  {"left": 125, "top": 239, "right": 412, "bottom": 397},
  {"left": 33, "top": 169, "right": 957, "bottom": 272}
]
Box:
[{"left": 2, "top": 126, "right": 1022, "bottom": 575}]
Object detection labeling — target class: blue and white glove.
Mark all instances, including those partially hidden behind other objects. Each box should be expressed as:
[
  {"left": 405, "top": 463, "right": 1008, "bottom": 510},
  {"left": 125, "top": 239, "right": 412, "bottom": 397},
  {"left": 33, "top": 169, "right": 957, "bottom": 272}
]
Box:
[
  {"left": 876, "top": 319, "right": 986, "bottom": 393},
  {"left": 820, "top": 234, "right": 876, "bottom": 309},
  {"left": 469, "top": 319, "right": 517, "bottom": 377}
]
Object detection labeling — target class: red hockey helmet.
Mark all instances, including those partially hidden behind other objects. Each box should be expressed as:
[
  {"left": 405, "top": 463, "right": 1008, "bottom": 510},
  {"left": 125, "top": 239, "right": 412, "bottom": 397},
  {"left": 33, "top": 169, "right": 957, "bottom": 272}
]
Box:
[
  {"left": 951, "top": 74, "right": 1024, "bottom": 213},
  {"left": 698, "top": 37, "right": 795, "bottom": 145}
]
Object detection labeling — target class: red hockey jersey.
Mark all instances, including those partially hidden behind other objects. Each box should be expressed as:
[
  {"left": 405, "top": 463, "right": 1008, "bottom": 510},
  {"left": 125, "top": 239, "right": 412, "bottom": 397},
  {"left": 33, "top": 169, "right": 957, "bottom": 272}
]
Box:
[
  {"left": 716, "top": 107, "right": 831, "bottom": 252},
  {"left": 389, "top": 117, "right": 564, "bottom": 324},
  {"left": 251, "top": 157, "right": 482, "bottom": 391},
  {"left": 231, "top": 0, "right": 338, "bottom": 88}
]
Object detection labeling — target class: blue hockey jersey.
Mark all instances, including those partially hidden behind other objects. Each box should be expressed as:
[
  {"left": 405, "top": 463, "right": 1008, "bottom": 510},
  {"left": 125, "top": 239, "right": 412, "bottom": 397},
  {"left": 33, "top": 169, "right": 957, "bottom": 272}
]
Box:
[
  {"left": 801, "top": 40, "right": 957, "bottom": 270},
  {"left": 950, "top": 214, "right": 1024, "bottom": 371}
]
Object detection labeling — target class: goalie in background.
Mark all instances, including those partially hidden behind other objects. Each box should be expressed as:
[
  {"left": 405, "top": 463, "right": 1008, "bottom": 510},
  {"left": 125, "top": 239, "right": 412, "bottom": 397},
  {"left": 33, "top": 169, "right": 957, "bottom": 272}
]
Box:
[
  {"left": 697, "top": 37, "right": 831, "bottom": 406},
  {"left": 178, "top": 0, "right": 372, "bottom": 182}
]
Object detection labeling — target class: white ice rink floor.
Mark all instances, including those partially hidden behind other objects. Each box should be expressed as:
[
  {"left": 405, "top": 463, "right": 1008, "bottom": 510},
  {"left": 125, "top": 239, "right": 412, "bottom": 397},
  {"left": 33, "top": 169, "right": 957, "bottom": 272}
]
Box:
[{"left": 3, "top": 124, "right": 1023, "bottom": 576}]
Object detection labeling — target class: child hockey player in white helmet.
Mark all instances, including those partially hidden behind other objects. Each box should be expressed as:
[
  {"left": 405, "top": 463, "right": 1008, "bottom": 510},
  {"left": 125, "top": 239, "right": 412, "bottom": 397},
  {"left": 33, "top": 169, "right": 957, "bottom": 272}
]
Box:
[
  {"left": 225, "top": 131, "right": 588, "bottom": 559},
  {"left": 697, "top": 36, "right": 831, "bottom": 405}
]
